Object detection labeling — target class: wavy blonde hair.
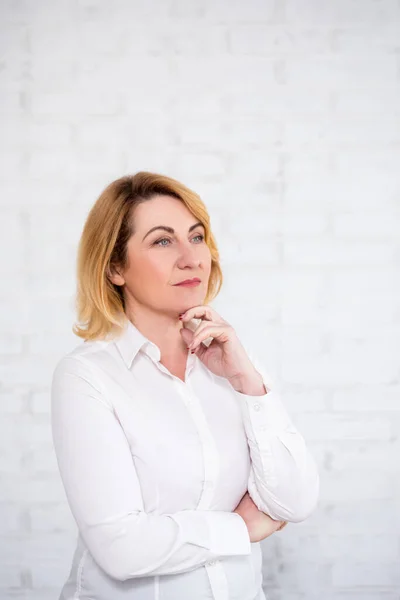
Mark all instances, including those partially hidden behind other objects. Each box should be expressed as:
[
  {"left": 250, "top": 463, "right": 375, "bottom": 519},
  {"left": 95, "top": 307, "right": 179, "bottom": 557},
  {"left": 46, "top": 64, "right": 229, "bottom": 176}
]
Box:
[{"left": 72, "top": 171, "right": 223, "bottom": 341}]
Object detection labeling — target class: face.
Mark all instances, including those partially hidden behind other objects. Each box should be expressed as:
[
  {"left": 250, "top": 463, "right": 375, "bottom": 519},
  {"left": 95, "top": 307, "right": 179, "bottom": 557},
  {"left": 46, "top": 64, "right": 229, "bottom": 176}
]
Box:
[{"left": 110, "top": 194, "right": 212, "bottom": 316}]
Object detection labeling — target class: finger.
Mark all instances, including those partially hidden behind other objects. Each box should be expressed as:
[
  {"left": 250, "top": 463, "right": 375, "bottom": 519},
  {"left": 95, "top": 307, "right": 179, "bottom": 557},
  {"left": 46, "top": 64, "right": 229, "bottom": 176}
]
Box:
[
  {"left": 181, "top": 305, "right": 221, "bottom": 323},
  {"left": 187, "top": 321, "right": 215, "bottom": 348},
  {"left": 192, "top": 339, "right": 208, "bottom": 361},
  {"left": 189, "top": 324, "right": 221, "bottom": 350},
  {"left": 190, "top": 316, "right": 209, "bottom": 338},
  {"left": 190, "top": 325, "right": 231, "bottom": 351}
]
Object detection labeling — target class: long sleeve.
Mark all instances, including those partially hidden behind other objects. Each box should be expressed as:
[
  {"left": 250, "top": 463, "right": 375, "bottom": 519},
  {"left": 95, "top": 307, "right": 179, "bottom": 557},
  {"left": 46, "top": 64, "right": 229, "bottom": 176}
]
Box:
[
  {"left": 235, "top": 349, "right": 320, "bottom": 523},
  {"left": 51, "top": 355, "right": 251, "bottom": 582}
]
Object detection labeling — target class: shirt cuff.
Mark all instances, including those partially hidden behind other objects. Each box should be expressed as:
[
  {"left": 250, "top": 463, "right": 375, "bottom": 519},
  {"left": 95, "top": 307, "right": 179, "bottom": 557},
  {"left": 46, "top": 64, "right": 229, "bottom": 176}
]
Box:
[
  {"left": 204, "top": 510, "right": 252, "bottom": 556},
  {"left": 169, "top": 509, "right": 251, "bottom": 557},
  {"left": 233, "top": 355, "right": 297, "bottom": 434},
  {"left": 238, "top": 389, "right": 297, "bottom": 434}
]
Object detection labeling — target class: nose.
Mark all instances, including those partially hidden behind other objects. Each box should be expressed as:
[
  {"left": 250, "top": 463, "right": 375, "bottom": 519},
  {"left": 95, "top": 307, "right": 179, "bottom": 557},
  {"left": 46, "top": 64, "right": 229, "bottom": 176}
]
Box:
[{"left": 176, "top": 240, "right": 201, "bottom": 269}]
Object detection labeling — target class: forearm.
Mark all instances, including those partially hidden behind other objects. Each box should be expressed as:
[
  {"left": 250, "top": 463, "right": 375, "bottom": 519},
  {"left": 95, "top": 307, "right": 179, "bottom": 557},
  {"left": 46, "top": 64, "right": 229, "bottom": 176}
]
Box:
[
  {"left": 79, "top": 508, "right": 252, "bottom": 581},
  {"left": 228, "top": 370, "right": 269, "bottom": 396},
  {"left": 230, "top": 370, "right": 320, "bottom": 522}
]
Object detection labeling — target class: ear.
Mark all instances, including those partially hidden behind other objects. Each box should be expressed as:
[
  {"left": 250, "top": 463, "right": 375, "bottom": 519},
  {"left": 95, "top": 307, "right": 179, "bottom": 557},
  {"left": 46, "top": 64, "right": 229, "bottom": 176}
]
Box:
[{"left": 106, "top": 263, "right": 125, "bottom": 287}]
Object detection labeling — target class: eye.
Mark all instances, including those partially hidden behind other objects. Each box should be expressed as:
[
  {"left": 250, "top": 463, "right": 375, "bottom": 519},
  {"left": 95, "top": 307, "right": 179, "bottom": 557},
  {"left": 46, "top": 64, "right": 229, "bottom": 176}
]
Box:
[
  {"left": 153, "top": 237, "right": 171, "bottom": 247},
  {"left": 153, "top": 234, "right": 204, "bottom": 247},
  {"left": 193, "top": 234, "right": 204, "bottom": 243}
]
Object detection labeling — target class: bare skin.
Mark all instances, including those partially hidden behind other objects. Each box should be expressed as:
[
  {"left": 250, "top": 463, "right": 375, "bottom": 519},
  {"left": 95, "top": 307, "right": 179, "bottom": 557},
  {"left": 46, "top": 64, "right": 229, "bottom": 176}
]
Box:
[{"left": 234, "top": 492, "right": 288, "bottom": 542}]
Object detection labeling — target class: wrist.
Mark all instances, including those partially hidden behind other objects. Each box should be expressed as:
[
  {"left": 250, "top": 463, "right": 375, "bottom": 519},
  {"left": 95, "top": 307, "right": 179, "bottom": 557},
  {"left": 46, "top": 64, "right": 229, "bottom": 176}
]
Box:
[{"left": 228, "top": 371, "right": 268, "bottom": 396}]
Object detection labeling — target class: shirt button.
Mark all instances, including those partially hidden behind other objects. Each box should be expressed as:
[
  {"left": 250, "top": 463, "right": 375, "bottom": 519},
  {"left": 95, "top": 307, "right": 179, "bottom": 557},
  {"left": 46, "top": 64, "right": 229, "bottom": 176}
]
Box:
[
  {"left": 206, "top": 560, "right": 217, "bottom": 566},
  {"left": 253, "top": 403, "right": 261, "bottom": 411}
]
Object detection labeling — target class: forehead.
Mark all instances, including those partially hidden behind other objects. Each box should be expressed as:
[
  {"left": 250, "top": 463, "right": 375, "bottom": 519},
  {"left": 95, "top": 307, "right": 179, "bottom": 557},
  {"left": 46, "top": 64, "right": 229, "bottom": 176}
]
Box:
[{"left": 133, "top": 195, "right": 196, "bottom": 227}]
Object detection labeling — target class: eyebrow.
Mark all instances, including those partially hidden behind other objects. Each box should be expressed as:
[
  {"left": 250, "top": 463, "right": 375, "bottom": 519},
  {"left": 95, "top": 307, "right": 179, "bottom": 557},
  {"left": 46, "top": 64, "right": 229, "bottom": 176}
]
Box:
[{"left": 142, "top": 221, "right": 205, "bottom": 242}]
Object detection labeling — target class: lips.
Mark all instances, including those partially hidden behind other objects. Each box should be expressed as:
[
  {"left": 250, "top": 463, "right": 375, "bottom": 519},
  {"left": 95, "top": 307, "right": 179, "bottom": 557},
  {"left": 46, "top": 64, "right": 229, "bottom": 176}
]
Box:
[{"left": 174, "top": 278, "right": 201, "bottom": 285}]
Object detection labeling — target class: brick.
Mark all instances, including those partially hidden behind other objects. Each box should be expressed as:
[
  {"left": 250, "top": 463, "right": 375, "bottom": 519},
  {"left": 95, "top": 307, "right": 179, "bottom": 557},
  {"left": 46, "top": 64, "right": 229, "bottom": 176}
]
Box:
[
  {"left": 332, "top": 562, "right": 400, "bottom": 587},
  {"left": 204, "top": 0, "right": 275, "bottom": 21},
  {"left": 284, "top": 0, "right": 400, "bottom": 25},
  {"left": 0, "top": 393, "right": 26, "bottom": 413},
  {"left": 286, "top": 57, "right": 398, "bottom": 88},
  {"left": 293, "top": 413, "right": 392, "bottom": 441},
  {"left": 333, "top": 26, "right": 400, "bottom": 53},
  {"left": 0, "top": 503, "right": 25, "bottom": 534},
  {"left": 30, "top": 503, "right": 75, "bottom": 532},
  {"left": 336, "top": 87, "right": 400, "bottom": 114},
  {"left": 229, "top": 25, "right": 332, "bottom": 55},
  {"left": 332, "top": 387, "right": 400, "bottom": 412}
]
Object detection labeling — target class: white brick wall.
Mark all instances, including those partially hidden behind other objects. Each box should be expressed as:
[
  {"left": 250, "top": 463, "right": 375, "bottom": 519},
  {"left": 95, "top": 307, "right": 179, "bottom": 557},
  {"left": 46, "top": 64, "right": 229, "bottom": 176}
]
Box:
[{"left": 1, "top": 1, "right": 399, "bottom": 598}]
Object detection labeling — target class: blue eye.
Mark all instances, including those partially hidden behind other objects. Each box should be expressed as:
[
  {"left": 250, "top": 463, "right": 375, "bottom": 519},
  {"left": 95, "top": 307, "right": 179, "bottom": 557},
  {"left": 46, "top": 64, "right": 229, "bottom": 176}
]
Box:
[
  {"left": 193, "top": 234, "right": 204, "bottom": 243},
  {"left": 154, "top": 238, "right": 170, "bottom": 247},
  {"left": 153, "top": 234, "right": 204, "bottom": 247}
]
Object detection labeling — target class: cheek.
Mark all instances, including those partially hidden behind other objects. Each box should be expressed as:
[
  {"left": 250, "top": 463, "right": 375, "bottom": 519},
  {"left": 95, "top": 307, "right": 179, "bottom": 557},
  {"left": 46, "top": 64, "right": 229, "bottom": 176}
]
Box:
[
  {"left": 140, "top": 255, "right": 169, "bottom": 282},
  {"left": 202, "top": 247, "right": 212, "bottom": 270},
  {"left": 125, "top": 251, "right": 167, "bottom": 287}
]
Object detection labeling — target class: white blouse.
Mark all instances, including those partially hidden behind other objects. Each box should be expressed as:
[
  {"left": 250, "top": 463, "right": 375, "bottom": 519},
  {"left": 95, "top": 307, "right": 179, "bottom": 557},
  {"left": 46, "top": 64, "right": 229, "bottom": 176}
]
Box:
[{"left": 51, "top": 316, "right": 319, "bottom": 600}]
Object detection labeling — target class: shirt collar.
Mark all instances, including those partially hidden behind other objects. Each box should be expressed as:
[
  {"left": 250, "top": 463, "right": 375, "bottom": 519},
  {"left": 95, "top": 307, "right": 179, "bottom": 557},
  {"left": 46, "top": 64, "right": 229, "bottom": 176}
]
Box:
[{"left": 114, "top": 318, "right": 161, "bottom": 369}]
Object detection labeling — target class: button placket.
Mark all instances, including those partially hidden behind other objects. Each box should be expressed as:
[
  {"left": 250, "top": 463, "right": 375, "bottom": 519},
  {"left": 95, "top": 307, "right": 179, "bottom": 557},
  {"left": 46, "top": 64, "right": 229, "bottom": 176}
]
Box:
[
  {"left": 185, "top": 352, "right": 196, "bottom": 380},
  {"left": 176, "top": 386, "right": 219, "bottom": 510},
  {"left": 204, "top": 560, "right": 230, "bottom": 600}
]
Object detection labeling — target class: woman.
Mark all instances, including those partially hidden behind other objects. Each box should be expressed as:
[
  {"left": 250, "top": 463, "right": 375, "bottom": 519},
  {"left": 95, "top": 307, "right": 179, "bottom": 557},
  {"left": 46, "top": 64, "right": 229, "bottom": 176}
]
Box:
[{"left": 51, "top": 171, "right": 319, "bottom": 600}]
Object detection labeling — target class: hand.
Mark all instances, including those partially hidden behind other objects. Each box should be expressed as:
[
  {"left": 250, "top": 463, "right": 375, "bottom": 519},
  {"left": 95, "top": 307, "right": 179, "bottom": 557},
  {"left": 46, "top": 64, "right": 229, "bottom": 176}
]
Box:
[
  {"left": 234, "top": 492, "right": 288, "bottom": 543},
  {"left": 179, "top": 305, "right": 260, "bottom": 383}
]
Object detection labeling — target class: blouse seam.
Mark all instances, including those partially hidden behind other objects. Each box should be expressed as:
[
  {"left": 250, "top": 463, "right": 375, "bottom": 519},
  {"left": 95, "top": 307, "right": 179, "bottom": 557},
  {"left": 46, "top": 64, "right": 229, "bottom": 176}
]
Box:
[
  {"left": 61, "top": 354, "right": 110, "bottom": 406},
  {"left": 73, "top": 548, "right": 88, "bottom": 599}
]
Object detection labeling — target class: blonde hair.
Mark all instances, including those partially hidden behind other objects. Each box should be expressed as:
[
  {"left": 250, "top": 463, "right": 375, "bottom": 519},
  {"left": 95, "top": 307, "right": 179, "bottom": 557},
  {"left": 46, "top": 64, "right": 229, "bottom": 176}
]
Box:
[{"left": 72, "top": 171, "right": 223, "bottom": 341}]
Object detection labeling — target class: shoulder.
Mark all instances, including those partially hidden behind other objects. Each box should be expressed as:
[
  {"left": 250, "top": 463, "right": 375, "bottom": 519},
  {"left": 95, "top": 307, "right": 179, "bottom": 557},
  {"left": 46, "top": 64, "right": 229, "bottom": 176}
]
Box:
[
  {"left": 51, "top": 337, "right": 114, "bottom": 393},
  {"left": 51, "top": 339, "right": 120, "bottom": 414}
]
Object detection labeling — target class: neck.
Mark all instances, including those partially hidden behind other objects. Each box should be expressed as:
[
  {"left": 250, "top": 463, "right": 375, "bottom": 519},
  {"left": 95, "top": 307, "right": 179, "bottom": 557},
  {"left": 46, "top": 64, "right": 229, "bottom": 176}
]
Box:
[{"left": 125, "top": 304, "right": 189, "bottom": 359}]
